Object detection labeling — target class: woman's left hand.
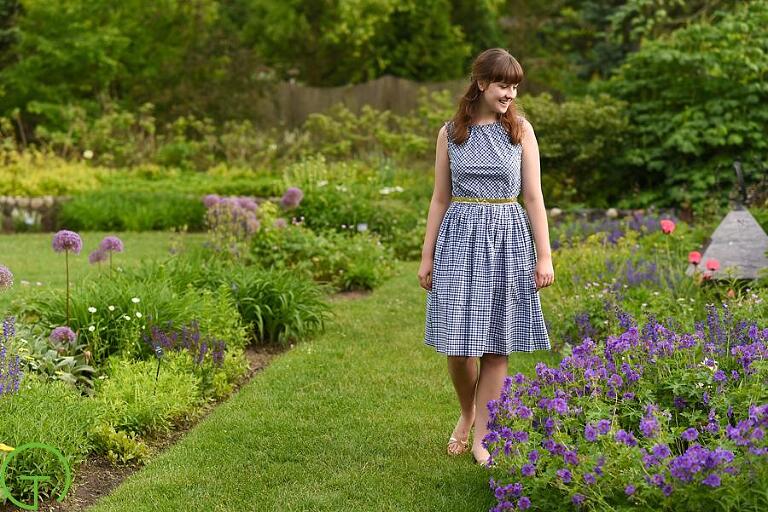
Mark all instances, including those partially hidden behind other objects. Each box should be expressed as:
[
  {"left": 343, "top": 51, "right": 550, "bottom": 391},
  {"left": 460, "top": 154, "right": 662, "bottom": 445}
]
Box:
[{"left": 534, "top": 257, "right": 554, "bottom": 290}]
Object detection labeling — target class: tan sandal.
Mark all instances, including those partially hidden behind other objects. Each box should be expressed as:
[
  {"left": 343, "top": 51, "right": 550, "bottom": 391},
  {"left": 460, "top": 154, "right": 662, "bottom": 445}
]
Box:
[{"left": 447, "top": 435, "right": 470, "bottom": 455}]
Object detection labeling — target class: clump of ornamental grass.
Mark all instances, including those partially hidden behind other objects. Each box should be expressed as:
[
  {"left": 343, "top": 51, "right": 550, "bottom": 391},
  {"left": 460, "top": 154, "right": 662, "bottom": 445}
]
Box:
[
  {"left": 52, "top": 229, "right": 82, "bottom": 325},
  {"left": 484, "top": 304, "right": 768, "bottom": 512}
]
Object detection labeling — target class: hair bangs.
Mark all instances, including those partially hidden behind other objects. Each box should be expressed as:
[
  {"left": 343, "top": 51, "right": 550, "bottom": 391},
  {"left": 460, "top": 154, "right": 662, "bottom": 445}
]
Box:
[{"left": 491, "top": 57, "right": 523, "bottom": 86}]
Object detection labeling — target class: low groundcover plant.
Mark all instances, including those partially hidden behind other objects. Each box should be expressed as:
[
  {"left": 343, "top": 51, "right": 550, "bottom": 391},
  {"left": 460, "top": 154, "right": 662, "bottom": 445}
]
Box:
[{"left": 484, "top": 306, "right": 768, "bottom": 511}]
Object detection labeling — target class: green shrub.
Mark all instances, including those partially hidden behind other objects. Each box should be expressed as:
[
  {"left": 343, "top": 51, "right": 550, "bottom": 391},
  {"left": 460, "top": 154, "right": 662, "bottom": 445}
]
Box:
[
  {"left": 251, "top": 222, "right": 396, "bottom": 291},
  {"left": 94, "top": 356, "right": 200, "bottom": 437},
  {"left": 90, "top": 423, "right": 150, "bottom": 466},
  {"left": 0, "top": 375, "right": 97, "bottom": 504},
  {"left": 57, "top": 190, "right": 205, "bottom": 231},
  {"left": 19, "top": 270, "right": 248, "bottom": 367}
]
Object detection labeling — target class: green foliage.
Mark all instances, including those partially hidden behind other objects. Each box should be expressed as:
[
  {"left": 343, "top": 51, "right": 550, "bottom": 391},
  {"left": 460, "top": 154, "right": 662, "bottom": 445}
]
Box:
[
  {"left": 94, "top": 357, "right": 200, "bottom": 437},
  {"left": 519, "top": 92, "right": 631, "bottom": 206},
  {"left": 90, "top": 423, "right": 150, "bottom": 466},
  {"left": 0, "top": 375, "right": 97, "bottom": 503},
  {"left": 19, "top": 269, "right": 248, "bottom": 366},
  {"left": 239, "top": 0, "right": 472, "bottom": 85},
  {"left": 57, "top": 190, "right": 206, "bottom": 231},
  {"left": 252, "top": 223, "right": 396, "bottom": 291},
  {"left": 601, "top": 1, "right": 768, "bottom": 211}
]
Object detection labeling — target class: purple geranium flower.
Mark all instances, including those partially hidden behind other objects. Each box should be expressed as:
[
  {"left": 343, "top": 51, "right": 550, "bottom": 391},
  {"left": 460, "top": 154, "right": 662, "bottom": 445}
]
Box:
[
  {"left": 584, "top": 423, "right": 598, "bottom": 442},
  {"left": 702, "top": 473, "right": 721, "bottom": 487},
  {"left": 625, "top": 484, "right": 636, "bottom": 495},
  {"left": 521, "top": 464, "right": 535, "bottom": 477},
  {"left": 572, "top": 493, "right": 585, "bottom": 506},
  {"left": 52, "top": 230, "right": 82, "bottom": 254},
  {"left": 99, "top": 235, "right": 124, "bottom": 253},
  {"left": 0, "top": 265, "right": 13, "bottom": 290},
  {"left": 681, "top": 428, "right": 699, "bottom": 442},
  {"left": 557, "top": 468, "right": 572, "bottom": 483},
  {"left": 517, "top": 496, "right": 531, "bottom": 510},
  {"left": 50, "top": 326, "right": 77, "bottom": 344}
]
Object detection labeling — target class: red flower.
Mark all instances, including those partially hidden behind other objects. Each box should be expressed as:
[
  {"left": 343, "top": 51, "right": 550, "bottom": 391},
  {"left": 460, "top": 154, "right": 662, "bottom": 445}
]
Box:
[
  {"left": 660, "top": 219, "right": 676, "bottom": 234},
  {"left": 705, "top": 258, "right": 720, "bottom": 272},
  {"left": 688, "top": 251, "right": 702, "bottom": 265}
]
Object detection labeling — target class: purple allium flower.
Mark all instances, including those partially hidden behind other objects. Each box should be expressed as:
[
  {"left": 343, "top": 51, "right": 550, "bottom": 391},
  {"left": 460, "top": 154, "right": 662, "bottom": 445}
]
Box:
[
  {"left": 273, "top": 217, "right": 288, "bottom": 229},
  {"left": 521, "top": 464, "right": 535, "bottom": 477},
  {"left": 52, "top": 230, "right": 82, "bottom": 254},
  {"left": 572, "top": 493, "right": 585, "bottom": 506},
  {"left": 203, "top": 194, "right": 220, "bottom": 208},
  {"left": 0, "top": 265, "right": 13, "bottom": 290},
  {"left": 237, "top": 197, "right": 258, "bottom": 211},
  {"left": 682, "top": 428, "right": 699, "bottom": 442},
  {"left": 50, "top": 326, "right": 77, "bottom": 344},
  {"left": 557, "top": 469, "right": 572, "bottom": 483},
  {"left": 99, "top": 235, "right": 124, "bottom": 253},
  {"left": 89, "top": 249, "right": 107, "bottom": 264},
  {"left": 625, "top": 484, "right": 636, "bottom": 495},
  {"left": 280, "top": 187, "right": 304, "bottom": 209},
  {"left": 517, "top": 497, "right": 531, "bottom": 510},
  {"left": 702, "top": 473, "right": 721, "bottom": 487}
]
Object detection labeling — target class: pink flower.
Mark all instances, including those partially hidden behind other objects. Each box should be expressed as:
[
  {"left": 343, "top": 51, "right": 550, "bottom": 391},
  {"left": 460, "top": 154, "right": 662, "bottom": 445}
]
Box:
[
  {"left": 50, "top": 326, "right": 77, "bottom": 344},
  {"left": 688, "top": 251, "right": 701, "bottom": 265},
  {"left": 660, "top": 219, "right": 675, "bottom": 234},
  {"left": 705, "top": 259, "right": 720, "bottom": 272},
  {"left": 99, "top": 235, "right": 124, "bottom": 253}
]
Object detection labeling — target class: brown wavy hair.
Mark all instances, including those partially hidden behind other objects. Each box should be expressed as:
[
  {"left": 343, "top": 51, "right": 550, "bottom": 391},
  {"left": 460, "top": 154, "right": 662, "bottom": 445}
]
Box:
[{"left": 449, "top": 48, "right": 525, "bottom": 145}]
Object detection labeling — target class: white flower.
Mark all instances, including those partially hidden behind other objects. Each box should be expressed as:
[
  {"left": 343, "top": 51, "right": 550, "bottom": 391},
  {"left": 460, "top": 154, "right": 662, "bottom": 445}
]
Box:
[
  {"left": 108, "top": 305, "right": 115, "bottom": 311},
  {"left": 379, "top": 187, "right": 392, "bottom": 195},
  {"left": 131, "top": 297, "right": 140, "bottom": 303},
  {"left": 88, "top": 306, "right": 97, "bottom": 313},
  {"left": 317, "top": 180, "right": 328, "bottom": 187},
  {"left": 123, "top": 315, "right": 131, "bottom": 320},
  {"left": 83, "top": 149, "right": 94, "bottom": 159},
  {"left": 356, "top": 223, "right": 368, "bottom": 232},
  {"left": 135, "top": 311, "right": 142, "bottom": 318},
  {"left": 653, "top": 291, "right": 660, "bottom": 296},
  {"left": 88, "top": 325, "right": 95, "bottom": 332},
  {"left": 641, "top": 303, "right": 648, "bottom": 308},
  {"left": 36, "top": 281, "right": 42, "bottom": 286}
]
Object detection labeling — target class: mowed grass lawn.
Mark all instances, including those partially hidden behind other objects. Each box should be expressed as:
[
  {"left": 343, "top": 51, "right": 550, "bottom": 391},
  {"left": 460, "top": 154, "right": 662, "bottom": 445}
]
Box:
[
  {"left": 80, "top": 259, "right": 556, "bottom": 512},
  {"left": 0, "top": 231, "right": 204, "bottom": 310}
]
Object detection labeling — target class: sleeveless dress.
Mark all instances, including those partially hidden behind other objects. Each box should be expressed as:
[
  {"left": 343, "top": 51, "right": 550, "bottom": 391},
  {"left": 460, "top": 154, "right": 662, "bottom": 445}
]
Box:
[{"left": 423, "top": 119, "right": 551, "bottom": 356}]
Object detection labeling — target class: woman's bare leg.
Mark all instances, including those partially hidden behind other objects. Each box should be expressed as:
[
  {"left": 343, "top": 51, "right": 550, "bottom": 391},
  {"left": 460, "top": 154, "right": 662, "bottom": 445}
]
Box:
[
  {"left": 446, "top": 356, "right": 479, "bottom": 454},
  {"left": 472, "top": 353, "right": 508, "bottom": 462}
]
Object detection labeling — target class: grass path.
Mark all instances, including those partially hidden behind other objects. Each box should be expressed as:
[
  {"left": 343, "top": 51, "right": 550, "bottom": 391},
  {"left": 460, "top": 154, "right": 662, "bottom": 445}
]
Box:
[{"left": 86, "top": 260, "right": 558, "bottom": 512}]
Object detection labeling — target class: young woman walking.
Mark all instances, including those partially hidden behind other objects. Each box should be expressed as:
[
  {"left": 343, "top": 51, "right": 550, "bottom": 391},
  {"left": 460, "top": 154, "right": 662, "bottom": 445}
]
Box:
[{"left": 419, "top": 48, "right": 554, "bottom": 467}]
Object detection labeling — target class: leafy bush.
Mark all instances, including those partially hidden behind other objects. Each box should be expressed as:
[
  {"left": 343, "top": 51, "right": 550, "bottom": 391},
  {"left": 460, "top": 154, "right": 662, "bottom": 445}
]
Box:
[
  {"left": 0, "top": 375, "right": 97, "bottom": 504},
  {"left": 251, "top": 221, "right": 396, "bottom": 291},
  {"left": 601, "top": 1, "right": 768, "bottom": 212},
  {"left": 0, "top": 148, "right": 106, "bottom": 196},
  {"left": 94, "top": 356, "right": 200, "bottom": 437},
  {"left": 57, "top": 189, "right": 206, "bottom": 231},
  {"left": 485, "top": 308, "right": 768, "bottom": 511},
  {"left": 19, "top": 270, "right": 248, "bottom": 367}
]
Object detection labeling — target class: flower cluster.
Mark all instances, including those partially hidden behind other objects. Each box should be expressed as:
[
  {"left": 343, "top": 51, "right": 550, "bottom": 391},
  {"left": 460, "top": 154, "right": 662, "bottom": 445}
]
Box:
[
  {"left": 280, "top": 187, "right": 304, "bottom": 209},
  {"left": 203, "top": 194, "right": 261, "bottom": 258},
  {"left": 142, "top": 318, "right": 226, "bottom": 367},
  {"left": 52, "top": 230, "right": 83, "bottom": 254},
  {"left": 484, "top": 306, "right": 768, "bottom": 511},
  {"left": 0, "top": 265, "right": 13, "bottom": 290},
  {"left": 50, "top": 326, "right": 77, "bottom": 344},
  {"left": 1, "top": 317, "right": 23, "bottom": 397}
]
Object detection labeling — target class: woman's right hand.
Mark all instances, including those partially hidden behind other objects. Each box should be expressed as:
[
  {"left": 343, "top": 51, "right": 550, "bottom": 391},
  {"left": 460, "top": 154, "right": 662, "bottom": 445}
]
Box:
[{"left": 418, "top": 258, "right": 433, "bottom": 291}]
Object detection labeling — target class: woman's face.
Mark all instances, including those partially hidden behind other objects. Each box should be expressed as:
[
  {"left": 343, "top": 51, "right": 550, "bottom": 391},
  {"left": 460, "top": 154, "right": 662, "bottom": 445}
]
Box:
[{"left": 479, "top": 81, "right": 518, "bottom": 114}]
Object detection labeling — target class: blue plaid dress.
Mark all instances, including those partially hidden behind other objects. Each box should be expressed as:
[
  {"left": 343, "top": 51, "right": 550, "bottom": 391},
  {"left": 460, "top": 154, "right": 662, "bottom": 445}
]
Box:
[{"left": 424, "top": 120, "right": 551, "bottom": 356}]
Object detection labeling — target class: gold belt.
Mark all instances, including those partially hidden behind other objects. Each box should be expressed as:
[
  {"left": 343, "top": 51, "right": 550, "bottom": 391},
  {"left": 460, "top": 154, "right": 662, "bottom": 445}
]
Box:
[{"left": 451, "top": 196, "right": 518, "bottom": 204}]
